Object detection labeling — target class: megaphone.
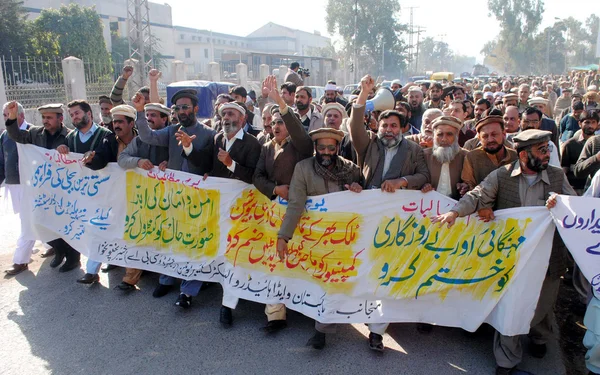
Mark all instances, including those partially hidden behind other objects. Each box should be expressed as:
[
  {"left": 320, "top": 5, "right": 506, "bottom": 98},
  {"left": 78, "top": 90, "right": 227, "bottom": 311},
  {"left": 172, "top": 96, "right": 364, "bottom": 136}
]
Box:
[{"left": 365, "top": 87, "right": 395, "bottom": 112}]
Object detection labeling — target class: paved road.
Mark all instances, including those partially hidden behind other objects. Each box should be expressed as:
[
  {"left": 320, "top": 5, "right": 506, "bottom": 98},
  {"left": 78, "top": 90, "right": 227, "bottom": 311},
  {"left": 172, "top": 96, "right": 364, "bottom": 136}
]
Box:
[{"left": 0, "top": 199, "right": 565, "bottom": 375}]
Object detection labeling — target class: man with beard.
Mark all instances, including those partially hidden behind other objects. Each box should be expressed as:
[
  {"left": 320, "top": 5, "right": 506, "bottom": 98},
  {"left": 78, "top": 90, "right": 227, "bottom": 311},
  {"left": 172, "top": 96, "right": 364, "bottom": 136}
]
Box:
[
  {"left": 3, "top": 102, "right": 70, "bottom": 275},
  {"left": 209, "top": 94, "right": 235, "bottom": 131},
  {"left": 527, "top": 97, "right": 559, "bottom": 147},
  {"left": 501, "top": 80, "right": 512, "bottom": 94},
  {"left": 406, "top": 108, "right": 443, "bottom": 149},
  {"left": 520, "top": 107, "right": 560, "bottom": 167},
  {"left": 432, "top": 129, "right": 576, "bottom": 375},
  {"left": 464, "top": 99, "right": 491, "bottom": 131},
  {"left": 421, "top": 116, "right": 468, "bottom": 200},
  {"left": 461, "top": 115, "right": 518, "bottom": 191},
  {"left": 351, "top": 75, "right": 429, "bottom": 193},
  {"left": 323, "top": 83, "right": 348, "bottom": 107},
  {"left": 99, "top": 95, "right": 114, "bottom": 132},
  {"left": 50, "top": 100, "right": 113, "bottom": 272},
  {"left": 135, "top": 88, "right": 216, "bottom": 301},
  {"left": 75, "top": 105, "right": 140, "bottom": 287},
  {"left": 295, "top": 86, "right": 323, "bottom": 132},
  {"left": 424, "top": 83, "right": 444, "bottom": 109},
  {"left": 407, "top": 86, "right": 426, "bottom": 130},
  {"left": 181, "top": 101, "right": 261, "bottom": 327},
  {"left": 574, "top": 115, "right": 600, "bottom": 189},
  {"left": 561, "top": 110, "right": 600, "bottom": 194},
  {"left": 276, "top": 127, "right": 363, "bottom": 350},
  {"left": 253, "top": 75, "right": 314, "bottom": 334},
  {"left": 448, "top": 100, "right": 477, "bottom": 147}
]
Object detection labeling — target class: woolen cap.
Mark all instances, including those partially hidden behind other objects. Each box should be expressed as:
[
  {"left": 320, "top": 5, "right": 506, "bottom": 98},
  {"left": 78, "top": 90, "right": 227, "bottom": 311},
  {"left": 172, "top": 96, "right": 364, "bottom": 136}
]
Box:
[
  {"left": 322, "top": 102, "right": 348, "bottom": 119},
  {"left": 144, "top": 103, "right": 171, "bottom": 116},
  {"left": 171, "top": 89, "right": 198, "bottom": 105},
  {"left": 528, "top": 97, "right": 548, "bottom": 106},
  {"left": 475, "top": 115, "right": 504, "bottom": 132},
  {"left": 37, "top": 103, "right": 64, "bottom": 114},
  {"left": 431, "top": 115, "right": 463, "bottom": 131},
  {"left": 503, "top": 93, "right": 518, "bottom": 101},
  {"left": 512, "top": 129, "right": 551, "bottom": 149},
  {"left": 110, "top": 104, "right": 137, "bottom": 120},
  {"left": 309, "top": 128, "right": 345, "bottom": 142},
  {"left": 218, "top": 102, "right": 246, "bottom": 117}
]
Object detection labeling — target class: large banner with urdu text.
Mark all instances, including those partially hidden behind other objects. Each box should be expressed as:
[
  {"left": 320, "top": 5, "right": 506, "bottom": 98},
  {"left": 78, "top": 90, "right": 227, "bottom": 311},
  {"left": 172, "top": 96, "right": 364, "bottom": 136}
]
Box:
[{"left": 18, "top": 144, "right": 557, "bottom": 336}]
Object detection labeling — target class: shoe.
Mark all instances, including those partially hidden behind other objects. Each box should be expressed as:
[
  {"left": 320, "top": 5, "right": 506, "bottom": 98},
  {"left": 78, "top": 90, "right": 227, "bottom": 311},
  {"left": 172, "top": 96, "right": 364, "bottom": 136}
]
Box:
[
  {"left": 152, "top": 284, "right": 172, "bottom": 298},
  {"left": 368, "top": 332, "right": 384, "bottom": 352},
  {"left": 220, "top": 306, "right": 233, "bottom": 327},
  {"left": 5, "top": 263, "right": 28, "bottom": 276},
  {"left": 40, "top": 248, "right": 55, "bottom": 258},
  {"left": 50, "top": 255, "right": 65, "bottom": 268},
  {"left": 306, "top": 330, "right": 326, "bottom": 350},
  {"left": 260, "top": 320, "right": 287, "bottom": 334},
  {"left": 59, "top": 261, "right": 80, "bottom": 273},
  {"left": 417, "top": 323, "right": 433, "bottom": 334},
  {"left": 529, "top": 342, "right": 547, "bottom": 358},
  {"left": 174, "top": 293, "right": 192, "bottom": 309},
  {"left": 116, "top": 281, "right": 135, "bottom": 292},
  {"left": 101, "top": 264, "right": 117, "bottom": 272},
  {"left": 77, "top": 273, "right": 99, "bottom": 284},
  {"left": 495, "top": 367, "right": 534, "bottom": 375}
]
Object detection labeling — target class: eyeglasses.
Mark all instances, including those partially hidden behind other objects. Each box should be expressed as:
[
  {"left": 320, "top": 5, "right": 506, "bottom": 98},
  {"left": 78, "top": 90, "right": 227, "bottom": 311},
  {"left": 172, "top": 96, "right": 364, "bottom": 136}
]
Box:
[
  {"left": 535, "top": 146, "right": 549, "bottom": 154},
  {"left": 172, "top": 104, "right": 192, "bottom": 112},
  {"left": 271, "top": 120, "right": 284, "bottom": 126},
  {"left": 316, "top": 144, "right": 336, "bottom": 152}
]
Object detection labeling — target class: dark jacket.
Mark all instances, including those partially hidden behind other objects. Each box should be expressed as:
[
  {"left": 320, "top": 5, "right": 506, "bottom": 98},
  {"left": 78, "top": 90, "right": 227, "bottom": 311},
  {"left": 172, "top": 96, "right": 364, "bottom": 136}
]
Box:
[
  {"left": 5, "top": 119, "right": 70, "bottom": 149},
  {"left": 0, "top": 120, "right": 31, "bottom": 185}
]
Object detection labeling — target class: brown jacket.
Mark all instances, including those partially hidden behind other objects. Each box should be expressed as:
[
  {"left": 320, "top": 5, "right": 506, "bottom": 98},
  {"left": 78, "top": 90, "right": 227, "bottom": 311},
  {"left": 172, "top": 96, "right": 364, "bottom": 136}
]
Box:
[
  {"left": 423, "top": 148, "right": 467, "bottom": 200},
  {"left": 278, "top": 157, "right": 361, "bottom": 241},
  {"left": 253, "top": 107, "right": 314, "bottom": 199},
  {"left": 462, "top": 146, "right": 518, "bottom": 189},
  {"left": 349, "top": 104, "right": 430, "bottom": 189}
]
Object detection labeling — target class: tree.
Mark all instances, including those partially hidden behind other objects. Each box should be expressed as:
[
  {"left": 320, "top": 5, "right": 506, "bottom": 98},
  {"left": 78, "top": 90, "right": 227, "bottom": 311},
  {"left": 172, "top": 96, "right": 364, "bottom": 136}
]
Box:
[
  {"left": 29, "top": 4, "right": 111, "bottom": 68},
  {"left": 0, "top": 0, "right": 31, "bottom": 58},
  {"left": 487, "top": 0, "right": 545, "bottom": 73},
  {"left": 326, "top": 0, "right": 407, "bottom": 78}
]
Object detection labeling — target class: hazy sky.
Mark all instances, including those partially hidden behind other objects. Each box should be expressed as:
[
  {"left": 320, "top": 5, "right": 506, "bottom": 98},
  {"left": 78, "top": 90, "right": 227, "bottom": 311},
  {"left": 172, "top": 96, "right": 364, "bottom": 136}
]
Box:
[{"left": 164, "top": 0, "right": 595, "bottom": 61}]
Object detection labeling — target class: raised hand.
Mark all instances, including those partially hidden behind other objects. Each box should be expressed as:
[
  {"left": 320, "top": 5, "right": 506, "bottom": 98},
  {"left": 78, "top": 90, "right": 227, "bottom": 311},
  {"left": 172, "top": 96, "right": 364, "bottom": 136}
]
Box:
[
  {"left": 148, "top": 69, "right": 161, "bottom": 82},
  {"left": 122, "top": 65, "right": 134, "bottom": 80},
  {"left": 131, "top": 92, "right": 145, "bottom": 112}
]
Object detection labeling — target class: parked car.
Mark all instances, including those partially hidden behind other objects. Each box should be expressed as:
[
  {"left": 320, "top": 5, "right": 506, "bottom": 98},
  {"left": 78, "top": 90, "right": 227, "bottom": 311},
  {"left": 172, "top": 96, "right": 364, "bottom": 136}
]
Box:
[
  {"left": 343, "top": 84, "right": 359, "bottom": 100},
  {"left": 307, "top": 86, "right": 325, "bottom": 102}
]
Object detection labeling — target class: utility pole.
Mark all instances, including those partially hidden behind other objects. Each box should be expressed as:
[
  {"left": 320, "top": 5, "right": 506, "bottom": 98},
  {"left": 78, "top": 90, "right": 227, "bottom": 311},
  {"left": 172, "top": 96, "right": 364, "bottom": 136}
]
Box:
[
  {"left": 353, "top": 0, "right": 358, "bottom": 82},
  {"left": 127, "top": 0, "right": 154, "bottom": 88},
  {"left": 546, "top": 28, "right": 551, "bottom": 74},
  {"left": 414, "top": 26, "right": 426, "bottom": 74},
  {"left": 403, "top": 6, "right": 419, "bottom": 73}
]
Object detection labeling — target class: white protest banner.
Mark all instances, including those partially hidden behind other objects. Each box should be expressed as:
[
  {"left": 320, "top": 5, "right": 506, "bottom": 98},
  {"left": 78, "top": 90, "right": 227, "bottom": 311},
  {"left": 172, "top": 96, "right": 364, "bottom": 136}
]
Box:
[
  {"left": 551, "top": 195, "right": 600, "bottom": 296},
  {"left": 18, "top": 144, "right": 555, "bottom": 335}
]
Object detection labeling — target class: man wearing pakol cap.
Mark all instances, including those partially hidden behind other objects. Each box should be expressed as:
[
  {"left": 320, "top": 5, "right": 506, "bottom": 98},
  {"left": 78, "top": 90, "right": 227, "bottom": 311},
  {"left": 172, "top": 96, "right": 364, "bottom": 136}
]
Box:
[
  {"left": 424, "top": 82, "right": 444, "bottom": 110},
  {"left": 276, "top": 127, "right": 363, "bottom": 351},
  {"left": 461, "top": 115, "right": 518, "bottom": 191},
  {"left": 432, "top": 129, "right": 576, "bottom": 375},
  {"left": 294, "top": 86, "right": 323, "bottom": 132},
  {"left": 421, "top": 116, "right": 468, "bottom": 200},
  {"left": 179, "top": 100, "right": 261, "bottom": 326},
  {"left": 502, "top": 93, "right": 518, "bottom": 108},
  {"left": 134, "top": 88, "right": 216, "bottom": 302},
  {"left": 98, "top": 95, "right": 114, "bottom": 132},
  {"left": 350, "top": 75, "right": 429, "bottom": 193},
  {"left": 2, "top": 102, "right": 70, "bottom": 275},
  {"left": 252, "top": 75, "right": 314, "bottom": 334}
]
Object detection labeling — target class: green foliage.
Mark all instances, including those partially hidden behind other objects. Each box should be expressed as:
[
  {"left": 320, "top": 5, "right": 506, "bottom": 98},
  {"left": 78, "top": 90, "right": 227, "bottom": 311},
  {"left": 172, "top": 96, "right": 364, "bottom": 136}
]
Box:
[
  {"left": 0, "top": 0, "right": 31, "bottom": 57},
  {"left": 326, "top": 0, "right": 407, "bottom": 77}
]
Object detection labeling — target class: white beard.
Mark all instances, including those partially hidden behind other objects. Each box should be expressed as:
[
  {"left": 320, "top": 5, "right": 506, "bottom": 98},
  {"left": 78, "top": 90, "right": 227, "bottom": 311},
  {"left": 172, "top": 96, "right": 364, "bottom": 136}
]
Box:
[{"left": 432, "top": 142, "right": 460, "bottom": 164}]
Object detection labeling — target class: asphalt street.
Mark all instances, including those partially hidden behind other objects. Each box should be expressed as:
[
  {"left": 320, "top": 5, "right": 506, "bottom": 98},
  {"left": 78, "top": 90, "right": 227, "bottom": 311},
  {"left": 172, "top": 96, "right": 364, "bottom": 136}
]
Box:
[{"left": 0, "top": 197, "right": 566, "bottom": 375}]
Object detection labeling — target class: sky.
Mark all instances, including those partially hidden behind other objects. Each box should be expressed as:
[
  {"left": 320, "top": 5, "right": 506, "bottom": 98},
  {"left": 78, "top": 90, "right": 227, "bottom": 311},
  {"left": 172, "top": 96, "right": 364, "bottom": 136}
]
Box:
[{"left": 163, "top": 0, "right": 596, "bottom": 62}]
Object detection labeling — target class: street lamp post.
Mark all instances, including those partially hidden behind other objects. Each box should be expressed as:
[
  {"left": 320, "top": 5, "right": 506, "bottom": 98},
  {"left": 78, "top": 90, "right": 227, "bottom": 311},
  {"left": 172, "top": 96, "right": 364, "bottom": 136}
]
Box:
[{"left": 555, "top": 17, "right": 568, "bottom": 73}]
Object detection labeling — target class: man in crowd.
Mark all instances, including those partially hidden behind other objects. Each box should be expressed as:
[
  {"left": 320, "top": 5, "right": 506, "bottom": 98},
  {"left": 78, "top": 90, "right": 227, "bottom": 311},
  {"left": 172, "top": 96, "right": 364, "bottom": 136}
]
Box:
[
  {"left": 432, "top": 129, "right": 576, "bottom": 375},
  {"left": 448, "top": 100, "right": 476, "bottom": 147},
  {"left": 424, "top": 83, "right": 444, "bottom": 109},
  {"left": 136, "top": 88, "right": 216, "bottom": 302},
  {"left": 276, "top": 126, "right": 363, "bottom": 350},
  {"left": 323, "top": 82, "right": 348, "bottom": 107},
  {"left": 230, "top": 86, "right": 261, "bottom": 136},
  {"left": 561, "top": 110, "right": 600, "bottom": 194},
  {"left": 462, "top": 115, "right": 518, "bottom": 190},
  {"left": 574, "top": 122, "right": 600, "bottom": 188},
  {"left": 99, "top": 95, "right": 114, "bottom": 132},
  {"left": 407, "top": 86, "right": 426, "bottom": 130},
  {"left": 406, "top": 108, "right": 443, "bottom": 149},
  {"left": 518, "top": 84, "right": 530, "bottom": 112},
  {"left": 252, "top": 75, "right": 314, "bottom": 334},
  {"left": 421, "top": 116, "right": 468, "bottom": 200},
  {"left": 280, "top": 82, "right": 296, "bottom": 108},
  {"left": 554, "top": 87, "right": 573, "bottom": 119},
  {"left": 321, "top": 102, "right": 354, "bottom": 162},
  {"left": 465, "top": 99, "right": 491, "bottom": 131},
  {"left": 528, "top": 97, "right": 559, "bottom": 147},
  {"left": 257, "top": 104, "right": 275, "bottom": 145},
  {"left": 3, "top": 102, "right": 69, "bottom": 275},
  {"left": 503, "top": 106, "right": 522, "bottom": 143},
  {"left": 520, "top": 107, "right": 560, "bottom": 167},
  {"left": 295, "top": 86, "right": 323, "bottom": 132},
  {"left": 502, "top": 93, "right": 518, "bottom": 108},
  {"left": 182, "top": 101, "right": 261, "bottom": 327},
  {"left": 560, "top": 101, "right": 585, "bottom": 143},
  {"left": 110, "top": 65, "right": 150, "bottom": 105},
  {"left": 283, "top": 62, "right": 304, "bottom": 86}
]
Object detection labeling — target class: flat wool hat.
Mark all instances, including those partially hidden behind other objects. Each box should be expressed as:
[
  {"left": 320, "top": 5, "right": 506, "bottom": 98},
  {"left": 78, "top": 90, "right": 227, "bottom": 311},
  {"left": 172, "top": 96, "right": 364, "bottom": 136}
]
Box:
[
  {"left": 475, "top": 115, "right": 504, "bottom": 132},
  {"left": 322, "top": 102, "right": 348, "bottom": 119},
  {"left": 431, "top": 115, "right": 463, "bottom": 131},
  {"left": 503, "top": 93, "right": 518, "bottom": 101},
  {"left": 37, "top": 103, "right": 64, "bottom": 114},
  {"left": 110, "top": 104, "right": 137, "bottom": 120},
  {"left": 144, "top": 103, "right": 171, "bottom": 116},
  {"left": 309, "top": 128, "right": 345, "bottom": 142},
  {"left": 171, "top": 89, "right": 198, "bottom": 105},
  {"left": 218, "top": 102, "right": 246, "bottom": 117},
  {"left": 512, "top": 129, "right": 551, "bottom": 149},
  {"left": 528, "top": 97, "right": 548, "bottom": 106}
]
